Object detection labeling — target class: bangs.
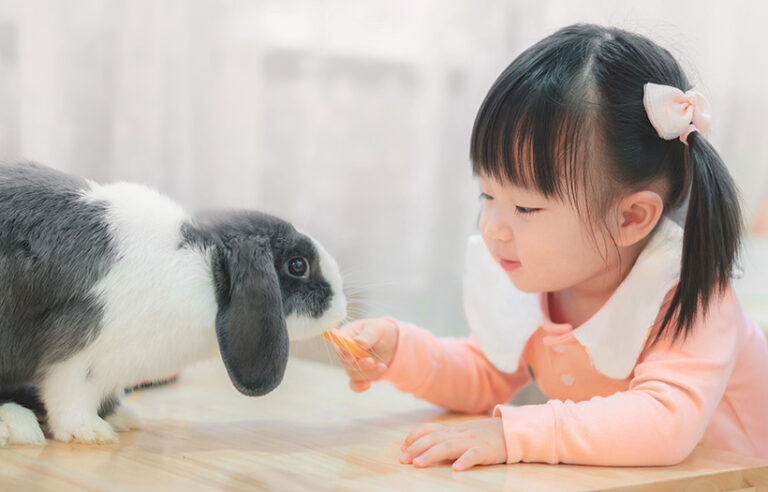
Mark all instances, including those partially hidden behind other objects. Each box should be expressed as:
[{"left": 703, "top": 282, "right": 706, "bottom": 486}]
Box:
[{"left": 470, "top": 52, "right": 600, "bottom": 206}]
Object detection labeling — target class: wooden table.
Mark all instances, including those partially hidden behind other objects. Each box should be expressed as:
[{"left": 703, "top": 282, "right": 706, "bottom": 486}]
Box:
[{"left": 2, "top": 357, "right": 767, "bottom": 491}]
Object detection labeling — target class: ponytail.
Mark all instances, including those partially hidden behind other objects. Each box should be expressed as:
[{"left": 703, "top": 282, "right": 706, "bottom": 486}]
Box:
[{"left": 654, "top": 132, "right": 742, "bottom": 343}]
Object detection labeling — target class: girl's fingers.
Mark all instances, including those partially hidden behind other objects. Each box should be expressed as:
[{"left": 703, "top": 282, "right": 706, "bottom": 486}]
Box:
[
  {"left": 339, "top": 319, "right": 382, "bottom": 360},
  {"left": 351, "top": 320, "right": 382, "bottom": 350},
  {"left": 452, "top": 446, "right": 492, "bottom": 471},
  {"left": 340, "top": 356, "right": 385, "bottom": 376},
  {"left": 336, "top": 353, "right": 387, "bottom": 387},
  {"left": 332, "top": 321, "right": 389, "bottom": 394},
  {"left": 333, "top": 347, "right": 354, "bottom": 364},
  {"left": 411, "top": 440, "right": 470, "bottom": 468},
  {"left": 349, "top": 380, "right": 370, "bottom": 392},
  {"left": 337, "top": 319, "right": 366, "bottom": 337},
  {"left": 346, "top": 358, "right": 375, "bottom": 377},
  {"left": 401, "top": 423, "right": 445, "bottom": 451},
  {"left": 401, "top": 429, "right": 450, "bottom": 463}
]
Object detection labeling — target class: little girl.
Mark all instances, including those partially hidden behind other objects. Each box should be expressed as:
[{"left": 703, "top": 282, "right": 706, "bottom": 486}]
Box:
[{"left": 334, "top": 24, "right": 768, "bottom": 470}]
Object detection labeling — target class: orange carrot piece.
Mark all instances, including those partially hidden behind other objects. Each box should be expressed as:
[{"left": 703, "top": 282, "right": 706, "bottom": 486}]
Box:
[{"left": 322, "top": 329, "right": 374, "bottom": 360}]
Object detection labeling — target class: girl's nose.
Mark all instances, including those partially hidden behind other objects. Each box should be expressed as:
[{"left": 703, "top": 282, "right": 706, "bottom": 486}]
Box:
[{"left": 482, "top": 214, "right": 514, "bottom": 242}]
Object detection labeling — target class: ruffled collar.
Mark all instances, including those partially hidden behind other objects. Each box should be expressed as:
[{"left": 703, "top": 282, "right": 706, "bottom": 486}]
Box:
[{"left": 462, "top": 218, "right": 683, "bottom": 379}]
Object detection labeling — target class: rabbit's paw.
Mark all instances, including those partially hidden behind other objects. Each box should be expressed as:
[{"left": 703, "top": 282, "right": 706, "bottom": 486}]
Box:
[
  {"left": 0, "top": 420, "right": 8, "bottom": 446},
  {"left": 105, "top": 404, "right": 142, "bottom": 432},
  {"left": 54, "top": 416, "right": 119, "bottom": 444},
  {"left": 0, "top": 403, "right": 45, "bottom": 445}
]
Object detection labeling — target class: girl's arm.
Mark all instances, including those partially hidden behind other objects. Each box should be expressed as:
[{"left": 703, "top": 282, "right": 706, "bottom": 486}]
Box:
[
  {"left": 493, "top": 291, "right": 743, "bottom": 466},
  {"left": 381, "top": 319, "right": 531, "bottom": 414}
]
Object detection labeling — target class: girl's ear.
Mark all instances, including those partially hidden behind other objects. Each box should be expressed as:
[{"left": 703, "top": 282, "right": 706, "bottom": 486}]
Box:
[{"left": 614, "top": 190, "right": 664, "bottom": 247}]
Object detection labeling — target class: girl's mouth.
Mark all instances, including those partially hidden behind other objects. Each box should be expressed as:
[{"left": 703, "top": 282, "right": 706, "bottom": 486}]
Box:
[{"left": 499, "top": 259, "right": 521, "bottom": 271}]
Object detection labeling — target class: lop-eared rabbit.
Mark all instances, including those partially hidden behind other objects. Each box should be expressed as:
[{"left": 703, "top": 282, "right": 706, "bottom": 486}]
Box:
[{"left": 0, "top": 163, "right": 346, "bottom": 445}]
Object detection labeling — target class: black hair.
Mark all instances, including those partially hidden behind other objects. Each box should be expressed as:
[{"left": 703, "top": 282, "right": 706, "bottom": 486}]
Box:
[{"left": 470, "top": 24, "right": 742, "bottom": 344}]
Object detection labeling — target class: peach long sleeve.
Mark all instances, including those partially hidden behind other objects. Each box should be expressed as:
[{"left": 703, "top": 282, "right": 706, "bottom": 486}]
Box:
[
  {"left": 383, "top": 288, "right": 768, "bottom": 464},
  {"left": 381, "top": 320, "right": 530, "bottom": 414}
]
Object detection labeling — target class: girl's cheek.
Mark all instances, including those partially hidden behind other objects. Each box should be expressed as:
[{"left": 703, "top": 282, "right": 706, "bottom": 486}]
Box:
[
  {"left": 478, "top": 202, "right": 494, "bottom": 230},
  {"left": 478, "top": 211, "right": 488, "bottom": 234}
]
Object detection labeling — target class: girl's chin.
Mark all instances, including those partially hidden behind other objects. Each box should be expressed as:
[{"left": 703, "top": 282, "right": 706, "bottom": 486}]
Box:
[{"left": 504, "top": 271, "right": 540, "bottom": 293}]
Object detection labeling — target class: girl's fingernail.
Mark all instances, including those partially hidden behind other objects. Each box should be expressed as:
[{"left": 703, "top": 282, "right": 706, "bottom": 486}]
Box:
[
  {"left": 453, "top": 460, "right": 464, "bottom": 470},
  {"left": 413, "top": 457, "right": 423, "bottom": 466},
  {"left": 399, "top": 452, "right": 409, "bottom": 461}
]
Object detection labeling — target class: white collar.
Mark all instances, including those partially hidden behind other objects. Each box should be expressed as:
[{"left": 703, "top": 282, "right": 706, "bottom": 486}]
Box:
[{"left": 462, "top": 218, "right": 683, "bottom": 379}]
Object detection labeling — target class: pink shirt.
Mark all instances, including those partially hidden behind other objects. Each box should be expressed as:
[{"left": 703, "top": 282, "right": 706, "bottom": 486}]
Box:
[{"left": 382, "top": 287, "right": 768, "bottom": 465}]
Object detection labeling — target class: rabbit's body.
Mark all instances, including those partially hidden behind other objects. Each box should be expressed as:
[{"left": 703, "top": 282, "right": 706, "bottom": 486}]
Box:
[
  {"left": 76, "top": 181, "right": 220, "bottom": 386},
  {"left": 0, "top": 163, "right": 346, "bottom": 445}
]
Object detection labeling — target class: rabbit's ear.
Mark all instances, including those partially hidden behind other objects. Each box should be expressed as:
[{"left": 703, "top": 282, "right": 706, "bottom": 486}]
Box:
[{"left": 214, "top": 236, "right": 289, "bottom": 396}]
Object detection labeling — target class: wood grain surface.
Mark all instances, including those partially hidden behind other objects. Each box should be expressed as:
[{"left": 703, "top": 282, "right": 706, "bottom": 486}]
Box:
[{"left": 1, "top": 356, "right": 767, "bottom": 491}]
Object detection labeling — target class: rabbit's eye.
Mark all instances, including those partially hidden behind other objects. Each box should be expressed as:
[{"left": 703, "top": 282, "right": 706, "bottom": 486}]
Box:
[{"left": 286, "top": 257, "right": 309, "bottom": 278}]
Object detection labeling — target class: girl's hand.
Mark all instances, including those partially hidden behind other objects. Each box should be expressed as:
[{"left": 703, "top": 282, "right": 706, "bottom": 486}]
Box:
[
  {"left": 399, "top": 417, "right": 507, "bottom": 471},
  {"left": 334, "top": 318, "right": 398, "bottom": 392}
]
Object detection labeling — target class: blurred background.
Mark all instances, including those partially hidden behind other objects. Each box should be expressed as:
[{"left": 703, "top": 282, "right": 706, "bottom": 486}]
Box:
[{"left": 0, "top": 1, "right": 767, "bottom": 364}]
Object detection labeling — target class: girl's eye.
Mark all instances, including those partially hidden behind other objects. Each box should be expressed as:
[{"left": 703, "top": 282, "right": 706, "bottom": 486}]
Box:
[
  {"left": 479, "top": 192, "right": 493, "bottom": 201},
  {"left": 515, "top": 206, "right": 540, "bottom": 215}
]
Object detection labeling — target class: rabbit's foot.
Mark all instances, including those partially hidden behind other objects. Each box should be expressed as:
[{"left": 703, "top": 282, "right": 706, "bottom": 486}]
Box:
[
  {"left": 0, "top": 421, "right": 7, "bottom": 446},
  {"left": 0, "top": 402, "right": 46, "bottom": 445},
  {"left": 53, "top": 415, "right": 119, "bottom": 444},
  {"left": 105, "top": 404, "right": 142, "bottom": 432}
]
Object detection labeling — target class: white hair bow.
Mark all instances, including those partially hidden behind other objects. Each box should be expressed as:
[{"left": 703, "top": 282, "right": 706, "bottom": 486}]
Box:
[{"left": 643, "top": 82, "right": 711, "bottom": 144}]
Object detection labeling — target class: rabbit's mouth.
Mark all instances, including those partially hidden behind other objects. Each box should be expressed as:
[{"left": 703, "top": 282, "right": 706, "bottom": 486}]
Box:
[{"left": 285, "top": 239, "right": 348, "bottom": 341}]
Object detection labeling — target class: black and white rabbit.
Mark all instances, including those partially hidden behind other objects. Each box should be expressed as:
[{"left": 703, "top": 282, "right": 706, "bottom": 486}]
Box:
[{"left": 0, "top": 162, "right": 346, "bottom": 445}]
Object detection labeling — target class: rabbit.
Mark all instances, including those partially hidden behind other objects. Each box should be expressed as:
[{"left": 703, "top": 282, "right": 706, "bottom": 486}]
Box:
[{"left": 0, "top": 162, "right": 347, "bottom": 445}]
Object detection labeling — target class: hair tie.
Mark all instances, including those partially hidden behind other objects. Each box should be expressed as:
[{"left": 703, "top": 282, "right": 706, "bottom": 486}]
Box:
[
  {"left": 643, "top": 82, "right": 711, "bottom": 145},
  {"left": 679, "top": 123, "right": 698, "bottom": 145}
]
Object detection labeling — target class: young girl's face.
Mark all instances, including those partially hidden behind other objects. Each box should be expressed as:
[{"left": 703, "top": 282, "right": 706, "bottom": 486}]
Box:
[{"left": 478, "top": 175, "right": 617, "bottom": 294}]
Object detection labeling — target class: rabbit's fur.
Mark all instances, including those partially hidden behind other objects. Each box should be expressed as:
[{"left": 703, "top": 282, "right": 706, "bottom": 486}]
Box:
[{"left": 0, "top": 163, "right": 346, "bottom": 445}]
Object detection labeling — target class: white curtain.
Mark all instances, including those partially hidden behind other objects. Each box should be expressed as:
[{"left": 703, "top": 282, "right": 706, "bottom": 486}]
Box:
[{"left": 0, "top": 0, "right": 766, "bottom": 341}]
